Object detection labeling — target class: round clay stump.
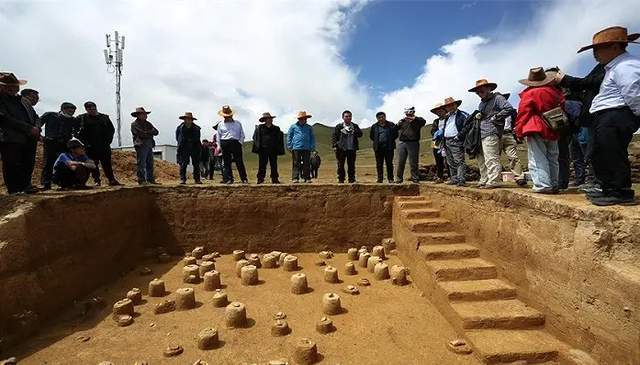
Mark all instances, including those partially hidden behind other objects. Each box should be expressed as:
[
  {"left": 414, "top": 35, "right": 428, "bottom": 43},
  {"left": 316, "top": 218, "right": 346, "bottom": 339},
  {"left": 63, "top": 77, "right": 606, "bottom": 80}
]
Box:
[
  {"left": 293, "top": 338, "right": 318, "bottom": 365},
  {"left": 175, "top": 287, "right": 196, "bottom": 310},
  {"left": 203, "top": 270, "right": 221, "bottom": 291},
  {"left": 318, "top": 250, "right": 333, "bottom": 259},
  {"left": 283, "top": 255, "right": 299, "bottom": 271},
  {"left": 235, "top": 259, "right": 249, "bottom": 277},
  {"left": 271, "top": 319, "right": 290, "bottom": 336},
  {"left": 183, "top": 256, "right": 197, "bottom": 266},
  {"left": 241, "top": 265, "right": 259, "bottom": 286},
  {"left": 114, "top": 314, "right": 134, "bottom": 327},
  {"left": 197, "top": 328, "right": 219, "bottom": 350},
  {"left": 347, "top": 248, "right": 359, "bottom": 261},
  {"left": 278, "top": 252, "right": 288, "bottom": 266},
  {"left": 192, "top": 246, "right": 205, "bottom": 259},
  {"left": 344, "top": 262, "right": 357, "bottom": 276},
  {"left": 113, "top": 298, "right": 134, "bottom": 316},
  {"left": 126, "top": 288, "right": 142, "bottom": 305},
  {"left": 367, "top": 256, "right": 382, "bottom": 273},
  {"left": 212, "top": 290, "right": 228, "bottom": 307},
  {"left": 163, "top": 344, "right": 183, "bottom": 357},
  {"left": 202, "top": 253, "right": 216, "bottom": 262},
  {"left": 199, "top": 261, "right": 216, "bottom": 277},
  {"left": 248, "top": 254, "right": 261, "bottom": 268},
  {"left": 322, "top": 293, "right": 342, "bottom": 315},
  {"left": 323, "top": 266, "right": 339, "bottom": 283},
  {"left": 232, "top": 249, "right": 245, "bottom": 261},
  {"left": 149, "top": 278, "right": 166, "bottom": 297},
  {"left": 316, "top": 316, "right": 335, "bottom": 334},
  {"left": 290, "top": 273, "right": 309, "bottom": 294},
  {"left": 372, "top": 245, "right": 386, "bottom": 260},
  {"left": 391, "top": 265, "right": 408, "bottom": 286},
  {"left": 358, "top": 252, "right": 371, "bottom": 268},
  {"left": 183, "top": 264, "right": 200, "bottom": 282},
  {"left": 224, "top": 302, "right": 247, "bottom": 328},
  {"left": 374, "top": 262, "right": 390, "bottom": 280},
  {"left": 262, "top": 253, "right": 278, "bottom": 268}
]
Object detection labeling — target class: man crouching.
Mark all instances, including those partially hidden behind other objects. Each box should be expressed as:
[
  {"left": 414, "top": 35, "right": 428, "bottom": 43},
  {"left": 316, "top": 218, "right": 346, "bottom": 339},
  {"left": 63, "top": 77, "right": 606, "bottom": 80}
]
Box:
[{"left": 53, "top": 138, "right": 96, "bottom": 189}]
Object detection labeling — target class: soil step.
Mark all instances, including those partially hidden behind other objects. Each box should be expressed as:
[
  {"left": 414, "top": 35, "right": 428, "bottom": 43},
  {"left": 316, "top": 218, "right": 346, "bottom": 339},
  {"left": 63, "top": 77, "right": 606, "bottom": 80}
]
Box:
[
  {"left": 427, "top": 258, "right": 497, "bottom": 281},
  {"left": 466, "top": 329, "right": 560, "bottom": 364},
  {"left": 402, "top": 208, "right": 441, "bottom": 219},
  {"left": 451, "top": 299, "right": 545, "bottom": 329},
  {"left": 415, "top": 232, "right": 466, "bottom": 245},
  {"left": 395, "top": 195, "right": 429, "bottom": 202},
  {"left": 406, "top": 218, "right": 452, "bottom": 233},
  {"left": 438, "top": 279, "right": 517, "bottom": 302},
  {"left": 397, "top": 200, "right": 433, "bottom": 209},
  {"left": 418, "top": 243, "right": 480, "bottom": 260}
]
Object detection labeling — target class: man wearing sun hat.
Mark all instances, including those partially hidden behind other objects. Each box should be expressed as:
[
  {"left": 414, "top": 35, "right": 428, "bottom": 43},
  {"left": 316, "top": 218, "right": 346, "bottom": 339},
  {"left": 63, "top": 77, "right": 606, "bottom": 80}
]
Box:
[
  {"left": 176, "top": 112, "right": 202, "bottom": 185},
  {"left": 216, "top": 105, "right": 248, "bottom": 184},
  {"left": 468, "top": 79, "right": 515, "bottom": 188},
  {"left": 0, "top": 72, "right": 41, "bottom": 194},
  {"left": 429, "top": 103, "right": 447, "bottom": 184},
  {"left": 252, "top": 112, "right": 284, "bottom": 184},
  {"left": 287, "top": 111, "right": 316, "bottom": 183},
  {"left": 571, "top": 26, "right": 640, "bottom": 206},
  {"left": 130, "top": 107, "right": 159, "bottom": 185},
  {"left": 441, "top": 97, "right": 470, "bottom": 186}
]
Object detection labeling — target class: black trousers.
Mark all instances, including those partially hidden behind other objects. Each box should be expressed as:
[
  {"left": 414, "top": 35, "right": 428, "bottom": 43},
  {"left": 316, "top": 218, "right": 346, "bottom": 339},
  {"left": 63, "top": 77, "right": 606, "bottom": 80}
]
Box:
[
  {"left": 432, "top": 147, "right": 445, "bottom": 179},
  {"left": 557, "top": 130, "right": 572, "bottom": 189},
  {"left": 179, "top": 150, "right": 201, "bottom": 182},
  {"left": 375, "top": 148, "right": 394, "bottom": 182},
  {"left": 592, "top": 107, "right": 640, "bottom": 197},
  {"left": 336, "top": 149, "right": 356, "bottom": 182},
  {"left": 257, "top": 150, "right": 279, "bottom": 182},
  {"left": 87, "top": 148, "right": 116, "bottom": 183},
  {"left": 0, "top": 142, "right": 36, "bottom": 194},
  {"left": 292, "top": 150, "right": 310, "bottom": 181},
  {"left": 53, "top": 165, "right": 90, "bottom": 188},
  {"left": 41, "top": 139, "right": 67, "bottom": 187},
  {"left": 220, "top": 139, "right": 247, "bottom": 182}
]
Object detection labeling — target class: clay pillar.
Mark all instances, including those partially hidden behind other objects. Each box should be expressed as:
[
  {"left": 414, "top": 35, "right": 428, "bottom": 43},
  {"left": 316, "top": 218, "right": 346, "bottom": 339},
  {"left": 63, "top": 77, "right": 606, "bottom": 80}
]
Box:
[
  {"left": 241, "top": 265, "right": 259, "bottom": 286},
  {"left": 175, "top": 287, "right": 196, "bottom": 310},
  {"left": 197, "top": 328, "right": 219, "bottom": 350},
  {"left": 232, "top": 249, "right": 245, "bottom": 261},
  {"left": 126, "top": 288, "right": 142, "bottom": 305},
  {"left": 199, "top": 261, "right": 216, "bottom": 277},
  {"left": 225, "top": 302, "right": 247, "bottom": 328},
  {"left": 290, "top": 273, "right": 309, "bottom": 294},
  {"left": 283, "top": 255, "right": 299, "bottom": 271},
  {"left": 374, "top": 262, "right": 390, "bottom": 280},
  {"left": 347, "top": 248, "right": 359, "bottom": 261},
  {"left": 148, "top": 278, "right": 166, "bottom": 297},
  {"left": 293, "top": 338, "right": 318, "bottom": 365},
  {"left": 203, "top": 270, "right": 221, "bottom": 291},
  {"left": 322, "top": 293, "right": 342, "bottom": 315},
  {"left": 323, "top": 266, "right": 339, "bottom": 283}
]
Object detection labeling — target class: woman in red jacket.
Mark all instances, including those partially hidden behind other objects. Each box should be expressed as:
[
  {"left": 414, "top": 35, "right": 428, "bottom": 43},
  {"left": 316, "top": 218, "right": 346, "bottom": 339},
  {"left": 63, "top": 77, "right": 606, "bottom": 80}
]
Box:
[{"left": 515, "top": 67, "right": 565, "bottom": 193}]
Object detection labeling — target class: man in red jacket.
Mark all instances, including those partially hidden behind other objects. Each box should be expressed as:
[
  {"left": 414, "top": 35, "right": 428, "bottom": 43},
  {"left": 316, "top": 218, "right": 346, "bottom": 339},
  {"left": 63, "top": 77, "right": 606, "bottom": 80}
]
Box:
[{"left": 515, "top": 67, "right": 565, "bottom": 193}]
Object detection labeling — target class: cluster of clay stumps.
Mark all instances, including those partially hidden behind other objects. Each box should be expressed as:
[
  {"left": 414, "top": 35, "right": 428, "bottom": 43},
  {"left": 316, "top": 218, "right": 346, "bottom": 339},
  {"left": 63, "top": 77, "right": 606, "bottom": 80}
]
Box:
[{"left": 97, "top": 238, "right": 409, "bottom": 365}]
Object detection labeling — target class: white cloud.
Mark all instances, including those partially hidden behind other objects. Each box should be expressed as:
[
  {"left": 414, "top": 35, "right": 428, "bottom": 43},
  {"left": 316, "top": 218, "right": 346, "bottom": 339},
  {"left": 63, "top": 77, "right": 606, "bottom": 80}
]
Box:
[
  {"left": 0, "top": 0, "right": 370, "bottom": 145},
  {"left": 377, "top": 0, "right": 640, "bottom": 120}
]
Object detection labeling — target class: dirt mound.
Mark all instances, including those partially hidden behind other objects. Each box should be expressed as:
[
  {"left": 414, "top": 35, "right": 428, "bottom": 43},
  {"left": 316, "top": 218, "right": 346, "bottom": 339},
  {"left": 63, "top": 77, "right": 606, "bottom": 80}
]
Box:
[{"left": 0, "top": 142, "right": 180, "bottom": 187}]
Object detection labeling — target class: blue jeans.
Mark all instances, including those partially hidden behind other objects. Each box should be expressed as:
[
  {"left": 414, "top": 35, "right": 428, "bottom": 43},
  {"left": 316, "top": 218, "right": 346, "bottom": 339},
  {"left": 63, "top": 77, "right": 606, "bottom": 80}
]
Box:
[
  {"left": 526, "top": 135, "right": 559, "bottom": 191},
  {"left": 135, "top": 144, "right": 155, "bottom": 183}
]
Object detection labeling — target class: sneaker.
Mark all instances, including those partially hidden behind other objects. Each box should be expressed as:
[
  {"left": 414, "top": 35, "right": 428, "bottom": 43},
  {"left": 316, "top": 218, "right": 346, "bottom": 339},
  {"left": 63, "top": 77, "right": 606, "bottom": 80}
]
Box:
[
  {"left": 348, "top": 180, "right": 356, "bottom": 184},
  {"left": 533, "top": 187, "right": 556, "bottom": 194},
  {"left": 410, "top": 179, "right": 420, "bottom": 184},
  {"left": 225, "top": 180, "right": 234, "bottom": 185},
  {"left": 515, "top": 179, "right": 527, "bottom": 187},
  {"left": 304, "top": 179, "right": 312, "bottom": 183},
  {"left": 394, "top": 180, "right": 403, "bottom": 184},
  {"left": 590, "top": 195, "right": 637, "bottom": 206},
  {"left": 376, "top": 179, "right": 383, "bottom": 183},
  {"left": 272, "top": 180, "right": 281, "bottom": 184}
]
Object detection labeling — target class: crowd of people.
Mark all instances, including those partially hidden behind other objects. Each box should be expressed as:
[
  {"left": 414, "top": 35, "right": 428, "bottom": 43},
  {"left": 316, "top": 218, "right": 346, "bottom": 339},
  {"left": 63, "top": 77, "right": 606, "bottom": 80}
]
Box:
[{"left": 0, "top": 26, "right": 638, "bottom": 206}]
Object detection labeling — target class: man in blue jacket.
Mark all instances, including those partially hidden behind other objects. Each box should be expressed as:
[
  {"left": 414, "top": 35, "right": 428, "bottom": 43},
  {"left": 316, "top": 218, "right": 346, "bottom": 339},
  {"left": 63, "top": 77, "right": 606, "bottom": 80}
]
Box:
[
  {"left": 287, "top": 111, "right": 315, "bottom": 183},
  {"left": 441, "top": 97, "right": 469, "bottom": 186},
  {"left": 175, "top": 112, "right": 202, "bottom": 184}
]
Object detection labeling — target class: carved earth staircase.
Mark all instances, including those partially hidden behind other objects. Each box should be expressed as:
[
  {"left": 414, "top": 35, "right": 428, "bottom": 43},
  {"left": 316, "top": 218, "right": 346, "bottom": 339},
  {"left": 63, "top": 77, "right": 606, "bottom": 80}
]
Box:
[{"left": 392, "top": 195, "right": 565, "bottom": 364}]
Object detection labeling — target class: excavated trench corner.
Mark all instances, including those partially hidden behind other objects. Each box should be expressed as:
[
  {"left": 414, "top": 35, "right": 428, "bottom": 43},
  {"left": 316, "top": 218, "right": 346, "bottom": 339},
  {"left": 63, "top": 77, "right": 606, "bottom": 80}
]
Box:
[{"left": 0, "top": 184, "right": 638, "bottom": 365}]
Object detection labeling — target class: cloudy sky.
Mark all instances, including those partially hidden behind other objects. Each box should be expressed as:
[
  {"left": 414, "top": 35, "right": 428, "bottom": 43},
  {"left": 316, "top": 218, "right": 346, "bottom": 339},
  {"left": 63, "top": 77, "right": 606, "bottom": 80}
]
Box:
[{"left": 1, "top": 0, "right": 639, "bottom": 146}]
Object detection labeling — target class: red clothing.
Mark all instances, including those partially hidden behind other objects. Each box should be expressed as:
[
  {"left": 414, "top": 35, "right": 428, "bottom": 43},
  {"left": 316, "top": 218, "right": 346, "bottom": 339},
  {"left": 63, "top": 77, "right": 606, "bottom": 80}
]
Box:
[{"left": 515, "top": 85, "right": 565, "bottom": 140}]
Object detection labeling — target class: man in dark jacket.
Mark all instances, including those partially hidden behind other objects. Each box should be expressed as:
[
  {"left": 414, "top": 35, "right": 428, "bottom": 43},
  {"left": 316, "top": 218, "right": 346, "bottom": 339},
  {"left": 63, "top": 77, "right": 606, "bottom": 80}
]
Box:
[
  {"left": 77, "top": 101, "right": 121, "bottom": 186},
  {"left": 131, "top": 107, "right": 159, "bottom": 185},
  {"left": 20, "top": 88, "right": 41, "bottom": 192},
  {"left": 40, "top": 102, "right": 79, "bottom": 189},
  {"left": 395, "top": 106, "right": 427, "bottom": 183},
  {"left": 429, "top": 103, "right": 447, "bottom": 183},
  {"left": 441, "top": 97, "right": 470, "bottom": 186},
  {"left": 332, "top": 110, "right": 363, "bottom": 183},
  {"left": 175, "top": 112, "right": 202, "bottom": 184},
  {"left": 0, "top": 73, "right": 41, "bottom": 194},
  {"left": 252, "top": 112, "right": 284, "bottom": 184},
  {"left": 370, "top": 111, "right": 397, "bottom": 183}
]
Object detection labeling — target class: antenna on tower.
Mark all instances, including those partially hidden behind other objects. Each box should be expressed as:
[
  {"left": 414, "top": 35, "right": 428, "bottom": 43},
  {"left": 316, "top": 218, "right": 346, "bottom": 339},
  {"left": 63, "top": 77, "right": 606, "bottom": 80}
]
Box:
[{"left": 104, "top": 30, "right": 125, "bottom": 147}]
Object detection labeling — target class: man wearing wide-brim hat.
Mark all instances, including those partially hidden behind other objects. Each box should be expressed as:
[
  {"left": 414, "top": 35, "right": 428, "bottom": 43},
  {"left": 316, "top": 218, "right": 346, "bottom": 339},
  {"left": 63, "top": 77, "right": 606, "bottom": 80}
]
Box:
[
  {"left": 176, "top": 112, "right": 202, "bottom": 185},
  {"left": 568, "top": 26, "right": 640, "bottom": 205},
  {"left": 130, "top": 107, "right": 160, "bottom": 185},
  {"left": 0, "top": 72, "right": 41, "bottom": 194},
  {"left": 468, "top": 78, "right": 515, "bottom": 189},
  {"left": 441, "top": 97, "right": 470, "bottom": 187},
  {"left": 495, "top": 92, "right": 526, "bottom": 186},
  {"left": 216, "top": 105, "right": 249, "bottom": 184},
  {"left": 252, "top": 112, "right": 285, "bottom": 184},
  {"left": 286, "top": 111, "right": 316, "bottom": 183},
  {"left": 429, "top": 102, "right": 447, "bottom": 183}
]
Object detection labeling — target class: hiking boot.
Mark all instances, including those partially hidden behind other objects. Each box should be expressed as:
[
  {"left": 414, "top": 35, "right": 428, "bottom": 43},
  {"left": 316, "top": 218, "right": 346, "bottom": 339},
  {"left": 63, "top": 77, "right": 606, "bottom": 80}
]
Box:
[
  {"left": 515, "top": 178, "right": 527, "bottom": 186},
  {"left": 590, "top": 195, "right": 637, "bottom": 206},
  {"left": 376, "top": 179, "right": 383, "bottom": 183},
  {"left": 272, "top": 180, "right": 281, "bottom": 184}
]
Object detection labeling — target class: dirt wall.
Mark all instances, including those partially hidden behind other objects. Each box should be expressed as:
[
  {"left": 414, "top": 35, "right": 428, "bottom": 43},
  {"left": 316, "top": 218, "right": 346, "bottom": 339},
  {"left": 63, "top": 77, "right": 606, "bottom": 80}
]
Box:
[{"left": 420, "top": 185, "right": 640, "bottom": 365}]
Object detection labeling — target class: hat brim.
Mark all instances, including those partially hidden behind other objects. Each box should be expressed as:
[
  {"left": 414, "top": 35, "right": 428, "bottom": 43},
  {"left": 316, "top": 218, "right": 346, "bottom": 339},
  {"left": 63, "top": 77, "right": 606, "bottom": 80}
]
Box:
[
  {"left": 442, "top": 100, "right": 462, "bottom": 108},
  {"left": 297, "top": 115, "right": 312, "bottom": 119},
  {"left": 131, "top": 111, "right": 151, "bottom": 117},
  {"left": 0, "top": 79, "right": 27, "bottom": 86},
  {"left": 259, "top": 116, "right": 276, "bottom": 122},
  {"left": 468, "top": 83, "right": 497, "bottom": 92},
  {"left": 179, "top": 116, "right": 197, "bottom": 120},
  {"left": 518, "top": 74, "right": 556, "bottom": 87},
  {"left": 578, "top": 39, "right": 640, "bottom": 53},
  {"left": 218, "top": 110, "right": 233, "bottom": 117},
  {"left": 430, "top": 107, "right": 445, "bottom": 115}
]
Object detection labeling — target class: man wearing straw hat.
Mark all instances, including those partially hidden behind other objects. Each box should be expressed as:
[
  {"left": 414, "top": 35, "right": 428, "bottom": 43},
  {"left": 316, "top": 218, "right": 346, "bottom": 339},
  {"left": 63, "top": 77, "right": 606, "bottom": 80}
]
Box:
[
  {"left": 429, "top": 103, "right": 447, "bottom": 184},
  {"left": 441, "top": 97, "right": 470, "bottom": 186},
  {"left": 216, "top": 105, "right": 248, "bottom": 184},
  {"left": 130, "top": 107, "right": 159, "bottom": 185},
  {"left": 176, "top": 112, "right": 202, "bottom": 185},
  {"left": 566, "top": 26, "right": 640, "bottom": 205},
  {"left": 468, "top": 79, "right": 515, "bottom": 188},
  {"left": 252, "top": 112, "right": 284, "bottom": 184},
  {"left": 287, "top": 111, "right": 315, "bottom": 183}
]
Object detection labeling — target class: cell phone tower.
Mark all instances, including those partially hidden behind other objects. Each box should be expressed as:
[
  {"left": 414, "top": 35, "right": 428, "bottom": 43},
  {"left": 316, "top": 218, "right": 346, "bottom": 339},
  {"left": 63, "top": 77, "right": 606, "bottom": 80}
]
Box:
[{"left": 104, "top": 31, "right": 125, "bottom": 146}]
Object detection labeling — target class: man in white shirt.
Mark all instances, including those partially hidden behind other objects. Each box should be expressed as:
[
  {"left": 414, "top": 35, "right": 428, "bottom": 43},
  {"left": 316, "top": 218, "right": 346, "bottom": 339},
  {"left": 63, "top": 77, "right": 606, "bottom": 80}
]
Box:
[
  {"left": 574, "top": 26, "right": 640, "bottom": 205},
  {"left": 216, "top": 105, "right": 248, "bottom": 184}
]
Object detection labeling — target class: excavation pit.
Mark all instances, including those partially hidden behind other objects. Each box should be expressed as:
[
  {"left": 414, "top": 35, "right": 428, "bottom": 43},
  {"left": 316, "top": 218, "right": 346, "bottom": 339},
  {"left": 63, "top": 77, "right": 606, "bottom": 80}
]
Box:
[{"left": 0, "top": 184, "right": 637, "bottom": 364}]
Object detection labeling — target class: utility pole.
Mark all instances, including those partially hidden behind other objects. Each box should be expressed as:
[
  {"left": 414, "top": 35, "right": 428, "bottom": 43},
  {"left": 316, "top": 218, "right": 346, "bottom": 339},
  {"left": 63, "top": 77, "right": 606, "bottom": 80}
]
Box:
[{"left": 104, "top": 31, "right": 125, "bottom": 146}]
